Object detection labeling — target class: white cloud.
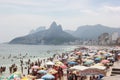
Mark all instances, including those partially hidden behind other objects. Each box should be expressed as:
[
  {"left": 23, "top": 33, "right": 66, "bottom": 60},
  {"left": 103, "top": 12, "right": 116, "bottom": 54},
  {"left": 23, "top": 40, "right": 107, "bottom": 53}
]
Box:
[
  {"left": 103, "top": 6, "right": 120, "bottom": 14},
  {"left": 0, "top": 0, "right": 120, "bottom": 43}
]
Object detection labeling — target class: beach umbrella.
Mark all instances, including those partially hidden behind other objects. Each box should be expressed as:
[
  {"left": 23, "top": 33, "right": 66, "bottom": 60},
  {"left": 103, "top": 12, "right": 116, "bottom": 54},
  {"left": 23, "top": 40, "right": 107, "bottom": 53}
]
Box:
[
  {"left": 13, "top": 71, "right": 22, "bottom": 78},
  {"left": 93, "top": 63, "right": 104, "bottom": 66},
  {"left": 68, "top": 57, "right": 76, "bottom": 61},
  {"left": 101, "top": 60, "right": 110, "bottom": 64},
  {"left": 0, "top": 76, "right": 6, "bottom": 80},
  {"left": 41, "top": 74, "right": 55, "bottom": 79},
  {"left": 55, "top": 61, "right": 63, "bottom": 65},
  {"left": 14, "top": 77, "right": 21, "bottom": 80},
  {"left": 104, "top": 53, "right": 112, "bottom": 57},
  {"left": 21, "top": 77, "right": 29, "bottom": 80},
  {"left": 48, "top": 68, "right": 57, "bottom": 74},
  {"left": 36, "top": 79, "right": 44, "bottom": 80},
  {"left": 85, "top": 60, "right": 94, "bottom": 63},
  {"left": 38, "top": 70, "right": 47, "bottom": 74},
  {"left": 39, "top": 66, "right": 46, "bottom": 70},
  {"left": 69, "top": 65, "right": 88, "bottom": 71},
  {"left": 8, "top": 74, "right": 19, "bottom": 80},
  {"left": 95, "top": 57, "right": 101, "bottom": 61},
  {"left": 46, "top": 61, "right": 55, "bottom": 65},
  {"left": 31, "top": 65, "right": 40, "bottom": 69},
  {"left": 60, "top": 65, "right": 67, "bottom": 69},
  {"left": 84, "top": 61, "right": 93, "bottom": 65},
  {"left": 67, "top": 61, "right": 78, "bottom": 65}
]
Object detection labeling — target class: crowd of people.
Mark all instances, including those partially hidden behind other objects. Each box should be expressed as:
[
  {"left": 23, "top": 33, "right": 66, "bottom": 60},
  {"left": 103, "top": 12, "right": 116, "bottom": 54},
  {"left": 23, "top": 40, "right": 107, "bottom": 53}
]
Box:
[{"left": 0, "top": 46, "right": 120, "bottom": 80}]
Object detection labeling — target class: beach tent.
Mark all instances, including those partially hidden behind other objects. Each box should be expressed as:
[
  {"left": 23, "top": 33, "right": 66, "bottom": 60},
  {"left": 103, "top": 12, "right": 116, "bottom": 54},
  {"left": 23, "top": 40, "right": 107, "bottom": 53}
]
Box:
[{"left": 69, "top": 65, "right": 88, "bottom": 71}]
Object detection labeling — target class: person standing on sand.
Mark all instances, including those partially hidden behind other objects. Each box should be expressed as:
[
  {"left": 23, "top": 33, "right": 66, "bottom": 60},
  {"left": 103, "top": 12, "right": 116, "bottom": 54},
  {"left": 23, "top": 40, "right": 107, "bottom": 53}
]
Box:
[{"left": 27, "top": 66, "right": 30, "bottom": 74}]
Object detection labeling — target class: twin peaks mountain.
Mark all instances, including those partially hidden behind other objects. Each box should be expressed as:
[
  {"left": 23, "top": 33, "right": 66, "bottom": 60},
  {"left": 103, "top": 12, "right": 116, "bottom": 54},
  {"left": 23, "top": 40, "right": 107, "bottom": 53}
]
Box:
[
  {"left": 9, "top": 22, "right": 120, "bottom": 45},
  {"left": 9, "top": 22, "right": 76, "bottom": 45}
]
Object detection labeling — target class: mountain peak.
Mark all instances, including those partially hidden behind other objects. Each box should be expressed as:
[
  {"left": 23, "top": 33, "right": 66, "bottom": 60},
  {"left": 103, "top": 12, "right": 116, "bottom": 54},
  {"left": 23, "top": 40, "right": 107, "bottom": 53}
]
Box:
[
  {"left": 51, "top": 21, "right": 57, "bottom": 26},
  {"left": 49, "top": 21, "right": 63, "bottom": 31}
]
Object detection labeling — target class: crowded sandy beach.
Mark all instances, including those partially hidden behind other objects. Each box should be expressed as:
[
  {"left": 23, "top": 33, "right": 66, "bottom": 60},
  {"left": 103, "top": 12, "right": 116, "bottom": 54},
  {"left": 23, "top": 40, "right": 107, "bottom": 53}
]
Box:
[{"left": 0, "top": 45, "right": 120, "bottom": 80}]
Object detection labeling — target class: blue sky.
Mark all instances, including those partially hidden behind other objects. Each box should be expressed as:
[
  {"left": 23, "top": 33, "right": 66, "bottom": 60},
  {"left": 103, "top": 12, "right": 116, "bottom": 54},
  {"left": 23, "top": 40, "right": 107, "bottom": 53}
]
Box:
[{"left": 0, "top": 0, "right": 120, "bottom": 43}]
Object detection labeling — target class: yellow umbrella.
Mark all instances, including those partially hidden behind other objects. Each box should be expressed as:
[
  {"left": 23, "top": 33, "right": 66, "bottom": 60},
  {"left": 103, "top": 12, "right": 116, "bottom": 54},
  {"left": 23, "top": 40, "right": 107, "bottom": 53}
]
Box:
[
  {"left": 93, "top": 63, "right": 104, "bottom": 66},
  {"left": 22, "top": 77, "right": 29, "bottom": 80},
  {"left": 39, "top": 66, "right": 46, "bottom": 70},
  {"left": 13, "top": 71, "right": 22, "bottom": 77},
  {"left": 48, "top": 68, "right": 58, "bottom": 74}
]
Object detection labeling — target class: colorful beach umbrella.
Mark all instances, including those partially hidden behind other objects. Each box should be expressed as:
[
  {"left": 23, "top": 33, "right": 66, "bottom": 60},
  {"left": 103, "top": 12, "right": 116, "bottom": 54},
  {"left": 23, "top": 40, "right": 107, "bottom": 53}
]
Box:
[
  {"left": 37, "top": 70, "right": 47, "bottom": 74},
  {"left": 41, "top": 74, "right": 55, "bottom": 79},
  {"left": 46, "top": 61, "right": 55, "bottom": 65},
  {"left": 8, "top": 74, "right": 19, "bottom": 80},
  {"left": 21, "top": 77, "right": 29, "bottom": 80},
  {"left": 0, "top": 76, "right": 6, "bottom": 80},
  {"left": 31, "top": 65, "right": 40, "bottom": 69},
  {"left": 95, "top": 57, "right": 101, "bottom": 61},
  {"left": 67, "top": 61, "right": 78, "bottom": 65},
  {"left": 39, "top": 66, "right": 46, "bottom": 70},
  {"left": 60, "top": 65, "right": 67, "bottom": 69},
  {"left": 69, "top": 65, "right": 88, "bottom": 71},
  {"left": 48, "top": 68, "right": 57, "bottom": 74},
  {"left": 101, "top": 60, "right": 110, "bottom": 64}
]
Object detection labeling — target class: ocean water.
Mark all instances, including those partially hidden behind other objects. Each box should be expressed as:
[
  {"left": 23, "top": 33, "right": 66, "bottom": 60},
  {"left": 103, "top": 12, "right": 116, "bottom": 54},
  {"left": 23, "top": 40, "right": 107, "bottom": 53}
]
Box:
[
  {"left": 0, "top": 44, "right": 78, "bottom": 65},
  {"left": 0, "top": 44, "right": 78, "bottom": 77}
]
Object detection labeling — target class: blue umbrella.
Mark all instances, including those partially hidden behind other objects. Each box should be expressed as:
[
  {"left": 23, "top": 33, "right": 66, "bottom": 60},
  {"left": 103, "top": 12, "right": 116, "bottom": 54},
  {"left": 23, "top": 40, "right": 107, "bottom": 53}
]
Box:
[
  {"left": 38, "top": 70, "right": 47, "bottom": 74},
  {"left": 41, "top": 74, "right": 55, "bottom": 80},
  {"left": 84, "top": 61, "right": 93, "bottom": 65},
  {"left": 67, "top": 61, "right": 78, "bottom": 65},
  {"left": 7, "top": 74, "right": 19, "bottom": 80},
  {"left": 0, "top": 76, "right": 6, "bottom": 80},
  {"left": 95, "top": 57, "right": 101, "bottom": 61}
]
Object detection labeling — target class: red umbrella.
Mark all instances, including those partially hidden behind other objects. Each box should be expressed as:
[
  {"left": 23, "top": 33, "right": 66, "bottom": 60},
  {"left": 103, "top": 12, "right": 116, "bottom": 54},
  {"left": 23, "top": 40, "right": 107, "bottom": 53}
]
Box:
[
  {"left": 60, "top": 65, "right": 67, "bottom": 69},
  {"left": 31, "top": 66, "right": 40, "bottom": 69},
  {"left": 101, "top": 60, "right": 110, "bottom": 64}
]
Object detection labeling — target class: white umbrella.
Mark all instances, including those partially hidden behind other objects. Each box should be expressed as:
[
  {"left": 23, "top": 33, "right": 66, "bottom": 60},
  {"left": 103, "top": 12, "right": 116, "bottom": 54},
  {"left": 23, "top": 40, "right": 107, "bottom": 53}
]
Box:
[
  {"left": 46, "top": 61, "right": 55, "bottom": 65},
  {"left": 69, "top": 65, "right": 89, "bottom": 71}
]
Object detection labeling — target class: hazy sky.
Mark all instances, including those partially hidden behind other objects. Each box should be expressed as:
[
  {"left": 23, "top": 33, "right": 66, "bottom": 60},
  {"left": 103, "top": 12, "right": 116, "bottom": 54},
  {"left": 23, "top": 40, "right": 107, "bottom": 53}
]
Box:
[{"left": 0, "top": 0, "right": 120, "bottom": 43}]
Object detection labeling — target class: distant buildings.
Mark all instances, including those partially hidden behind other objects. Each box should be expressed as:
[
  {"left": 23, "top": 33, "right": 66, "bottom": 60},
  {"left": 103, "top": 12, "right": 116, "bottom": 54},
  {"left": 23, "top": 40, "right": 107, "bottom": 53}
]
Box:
[
  {"left": 65, "top": 32, "right": 120, "bottom": 46},
  {"left": 98, "top": 32, "right": 120, "bottom": 45}
]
